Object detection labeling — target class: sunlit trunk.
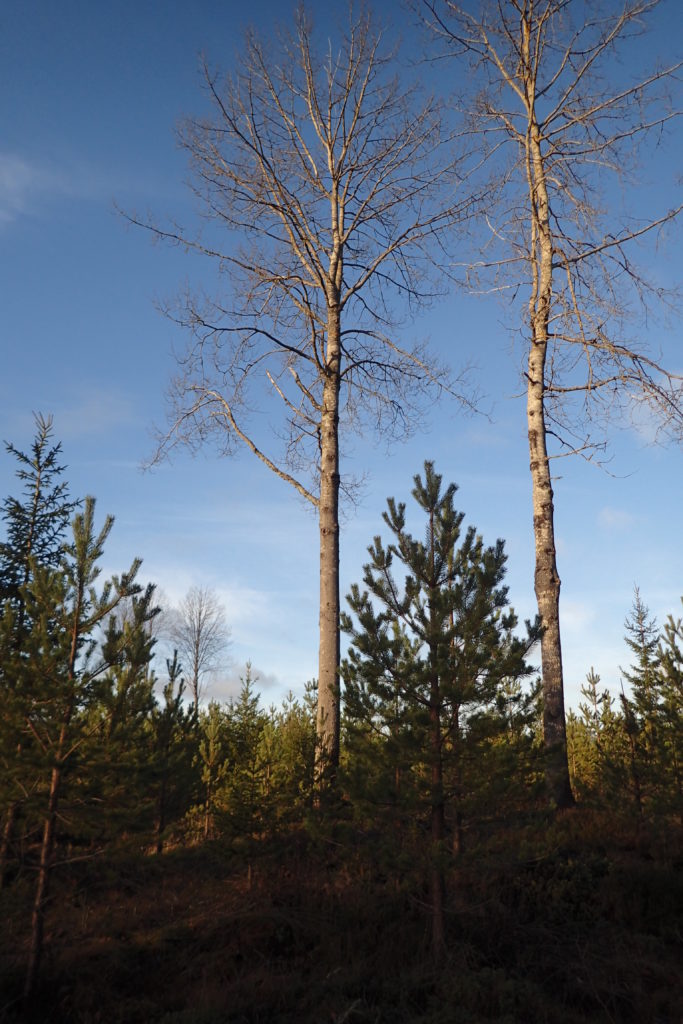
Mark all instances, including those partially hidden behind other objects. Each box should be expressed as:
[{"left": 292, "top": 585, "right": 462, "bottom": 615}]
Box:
[
  {"left": 523, "top": 30, "right": 573, "bottom": 808},
  {"left": 316, "top": 302, "right": 341, "bottom": 778},
  {"left": 527, "top": 344, "right": 573, "bottom": 808}
]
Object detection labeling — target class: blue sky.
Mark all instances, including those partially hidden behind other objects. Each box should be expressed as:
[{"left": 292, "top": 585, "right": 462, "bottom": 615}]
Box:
[{"left": 1, "top": 0, "right": 681, "bottom": 709}]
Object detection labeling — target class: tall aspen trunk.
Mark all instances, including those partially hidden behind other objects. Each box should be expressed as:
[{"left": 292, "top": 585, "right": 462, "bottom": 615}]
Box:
[
  {"left": 527, "top": 349, "right": 573, "bottom": 807},
  {"left": 316, "top": 302, "right": 342, "bottom": 777},
  {"left": 523, "top": 22, "right": 573, "bottom": 808}
]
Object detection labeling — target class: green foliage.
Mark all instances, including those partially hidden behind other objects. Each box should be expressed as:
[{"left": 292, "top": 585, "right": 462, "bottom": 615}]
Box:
[
  {"left": 0, "top": 412, "right": 78, "bottom": 614},
  {"left": 617, "top": 590, "right": 683, "bottom": 824},
  {"left": 652, "top": 603, "right": 683, "bottom": 822},
  {"left": 186, "top": 667, "right": 316, "bottom": 843},
  {"left": 76, "top": 585, "right": 162, "bottom": 844},
  {"left": 567, "top": 668, "right": 626, "bottom": 804},
  {"left": 259, "top": 685, "right": 316, "bottom": 827},
  {"left": 149, "top": 652, "right": 199, "bottom": 853},
  {"left": 219, "top": 664, "right": 268, "bottom": 837},
  {"left": 567, "top": 590, "right": 683, "bottom": 829},
  {"left": 342, "top": 462, "right": 541, "bottom": 854},
  {"left": 0, "top": 414, "right": 81, "bottom": 885},
  {"left": 190, "top": 700, "right": 231, "bottom": 841}
]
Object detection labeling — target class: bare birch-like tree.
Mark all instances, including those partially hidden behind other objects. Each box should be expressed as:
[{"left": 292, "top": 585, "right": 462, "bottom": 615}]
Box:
[
  {"left": 133, "top": 8, "right": 475, "bottom": 774},
  {"left": 422, "top": 0, "right": 682, "bottom": 806},
  {"left": 167, "top": 586, "right": 231, "bottom": 711}
]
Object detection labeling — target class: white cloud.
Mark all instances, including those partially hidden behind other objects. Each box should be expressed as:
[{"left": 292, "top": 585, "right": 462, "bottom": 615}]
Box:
[{"left": 208, "top": 661, "right": 282, "bottom": 705}]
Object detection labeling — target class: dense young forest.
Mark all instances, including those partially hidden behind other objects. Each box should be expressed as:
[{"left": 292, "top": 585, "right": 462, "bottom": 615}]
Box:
[{"left": 0, "top": 417, "right": 681, "bottom": 1023}]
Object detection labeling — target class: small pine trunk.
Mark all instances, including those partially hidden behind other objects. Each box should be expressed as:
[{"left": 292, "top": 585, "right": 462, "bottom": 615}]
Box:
[
  {"left": 0, "top": 801, "right": 17, "bottom": 890},
  {"left": 24, "top": 759, "right": 62, "bottom": 1005},
  {"left": 155, "top": 772, "right": 168, "bottom": 855},
  {"left": 430, "top": 689, "right": 446, "bottom": 961}
]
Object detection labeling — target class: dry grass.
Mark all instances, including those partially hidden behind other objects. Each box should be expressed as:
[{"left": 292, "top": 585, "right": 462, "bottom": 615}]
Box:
[{"left": 1, "top": 814, "right": 681, "bottom": 1023}]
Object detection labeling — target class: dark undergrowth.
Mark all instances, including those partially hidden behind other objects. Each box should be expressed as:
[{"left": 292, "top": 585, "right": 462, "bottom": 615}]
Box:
[{"left": 1, "top": 809, "right": 681, "bottom": 1024}]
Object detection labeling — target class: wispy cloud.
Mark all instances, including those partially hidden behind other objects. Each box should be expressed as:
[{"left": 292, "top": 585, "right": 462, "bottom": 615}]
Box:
[
  {"left": 0, "top": 150, "right": 148, "bottom": 227},
  {"left": 0, "top": 147, "right": 187, "bottom": 229},
  {"left": 52, "top": 390, "right": 142, "bottom": 441},
  {"left": 598, "top": 506, "right": 636, "bottom": 530},
  {"left": 0, "top": 153, "right": 58, "bottom": 224}
]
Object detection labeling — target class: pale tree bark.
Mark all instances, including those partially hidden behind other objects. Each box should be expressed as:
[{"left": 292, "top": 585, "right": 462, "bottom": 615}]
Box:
[
  {"left": 317, "top": 303, "right": 342, "bottom": 768},
  {"left": 422, "top": 0, "right": 683, "bottom": 807},
  {"left": 167, "top": 585, "right": 230, "bottom": 711},
  {"left": 130, "top": 8, "right": 476, "bottom": 780},
  {"left": 524, "top": 31, "right": 573, "bottom": 806}
]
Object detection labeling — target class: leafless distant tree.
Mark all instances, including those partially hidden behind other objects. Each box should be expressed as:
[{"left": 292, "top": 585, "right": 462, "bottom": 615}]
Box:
[
  {"left": 169, "top": 585, "right": 231, "bottom": 710},
  {"left": 132, "top": 7, "right": 477, "bottom": 775},
  {"left": 422, "top": 0, "right": 682, "bottom": 806}
]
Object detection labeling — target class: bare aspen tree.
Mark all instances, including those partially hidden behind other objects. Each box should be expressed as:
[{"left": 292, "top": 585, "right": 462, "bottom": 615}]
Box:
[
  {"left": 133, "top": 8, "right": 474, "bottom": 775},
  {"left": 422, "top": 0, "right": 682, "bottom": 806},
  {"left": 168, "top": 585, "right": 231, "bottom": 710}
]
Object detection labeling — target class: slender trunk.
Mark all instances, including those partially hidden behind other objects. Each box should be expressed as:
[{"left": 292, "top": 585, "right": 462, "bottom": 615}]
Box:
[
  {"left": 430, "top": 700, "right": 446, "bottom": 961},
  {"left": 523, "top": 31, "right": 573, "bottom": 808},
  {"left": 628, "top": 737, "right": 644, "bottom": 821},
  {"left": 451, "top": 705, "right": 464, "bottom": 858},
  {"left": 156, "top": 769, "right": 168, "bottom": 855},
  {"left": 24, "top": 723, "right": 67, "bottom": 1005},
  {"left": 192, "top": 637, "right": 200, "bottom": 712},
  {"left": 25, "top": 586, "right": 82, "bottom": 1005},
  {"left": 673, "top": 746, "right": 683, "bottom": 829},
  {"left": 204, "top": 779, "right": 212, "bottom": 840},
  {"left": 0, "top": 801, "right": 17, "bottom": 890},
  {"left": 621, "top": 707, "right": 644, "bottom": 821},
  {"left": 315, "top": 302, "right": 341, "bottom": 779},
  {"left": 428, "top": 515, "right": 446, "bottom": 959},
  {"left": 448, "top": 576, "right": 464, "bottom": 856}
]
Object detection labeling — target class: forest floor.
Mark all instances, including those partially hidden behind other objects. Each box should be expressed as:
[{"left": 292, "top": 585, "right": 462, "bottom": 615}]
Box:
[{"left": 1, "top": 809, "right": 681, "bottom": 1024}]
